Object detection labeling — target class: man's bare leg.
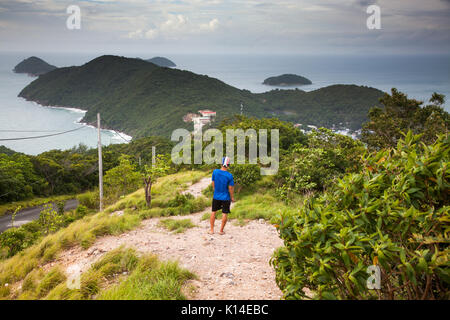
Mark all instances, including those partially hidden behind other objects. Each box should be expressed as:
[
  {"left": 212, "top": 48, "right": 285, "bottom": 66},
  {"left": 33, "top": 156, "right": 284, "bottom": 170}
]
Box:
[
  {"left": 219, "top": 214, "right": 228, "bottom": 235},
  {"left": 209, "top": 211, "right": 216, "bottom": 234}
]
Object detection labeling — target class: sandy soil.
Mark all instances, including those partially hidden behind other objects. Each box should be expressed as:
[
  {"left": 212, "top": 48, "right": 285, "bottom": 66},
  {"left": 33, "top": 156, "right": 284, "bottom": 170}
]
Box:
[{"left": 53, "top": 177, "right": 285, "bottom": 300}]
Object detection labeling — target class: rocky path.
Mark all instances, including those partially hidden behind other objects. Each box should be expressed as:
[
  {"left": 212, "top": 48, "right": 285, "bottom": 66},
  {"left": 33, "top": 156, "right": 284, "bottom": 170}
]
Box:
[{"left": 54, "top": 177, "right": 284, "bottom": 300}]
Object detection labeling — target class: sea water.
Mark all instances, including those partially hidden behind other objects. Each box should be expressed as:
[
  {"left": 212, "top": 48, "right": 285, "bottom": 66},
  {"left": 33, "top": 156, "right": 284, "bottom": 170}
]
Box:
[{"left": 0, "top": 53, "right": 131, "bottom": 155}]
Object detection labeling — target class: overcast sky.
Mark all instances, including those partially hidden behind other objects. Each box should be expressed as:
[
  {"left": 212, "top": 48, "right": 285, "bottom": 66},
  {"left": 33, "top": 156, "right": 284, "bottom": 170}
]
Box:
[{"left": 0, "top": 0, "right": 449, "bottom": 55}]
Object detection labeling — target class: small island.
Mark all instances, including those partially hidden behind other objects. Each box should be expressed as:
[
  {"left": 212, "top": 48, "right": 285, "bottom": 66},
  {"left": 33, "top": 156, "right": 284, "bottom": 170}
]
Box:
[
  {"left": 146, "top": 57, "right": 176, "bottom": 67},
  {"left": 13, "top": 56, "right": 57, "bottom": 76},
  {"left": 263, "top": 74, "right": 312, "bottom": 86}
]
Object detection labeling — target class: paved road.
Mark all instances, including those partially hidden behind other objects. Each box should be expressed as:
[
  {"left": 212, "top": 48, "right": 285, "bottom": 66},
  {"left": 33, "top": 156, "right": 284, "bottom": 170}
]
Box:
[{"left": 0, "top": 199, "right": 79, "bottom": 233}]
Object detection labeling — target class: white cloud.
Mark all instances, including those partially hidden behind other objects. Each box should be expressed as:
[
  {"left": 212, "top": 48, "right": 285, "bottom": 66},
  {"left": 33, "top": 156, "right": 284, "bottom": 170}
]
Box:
[
  {"left": 127, "top": 29, "right": 143, "bottom": 39},
  {"left": 160, "top": 14, "right": 189, "bottom": 32},
  {"left": 200, "top": 18, "right": 219, "bottom": 31},
  {"left": 0, "top": 0, "right": 449, "bottom": 54},
  {"left": 127, "top": 13, "right": 219, "bottom": 40},
  {"left": 145, "top": 28, "right": 158, "bottom": 39}
]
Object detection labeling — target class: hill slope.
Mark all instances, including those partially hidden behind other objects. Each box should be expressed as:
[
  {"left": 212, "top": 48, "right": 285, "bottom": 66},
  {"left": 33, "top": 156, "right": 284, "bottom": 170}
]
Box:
[
  {"left": 19, "top": 55, "right": 384, "bottom": 137},
  {"left": 13, "top": 56, "right": 57, "bottom": 76}
]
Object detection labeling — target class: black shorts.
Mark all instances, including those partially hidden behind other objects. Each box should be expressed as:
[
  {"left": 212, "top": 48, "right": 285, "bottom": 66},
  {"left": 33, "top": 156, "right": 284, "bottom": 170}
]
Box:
[{"left": 212, "top": 199, "right": 231, "bottom": 214}]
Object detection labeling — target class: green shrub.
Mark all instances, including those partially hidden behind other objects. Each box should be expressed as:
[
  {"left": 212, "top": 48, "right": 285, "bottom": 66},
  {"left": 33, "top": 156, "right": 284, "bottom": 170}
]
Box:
[
  {"left": 21, "top": 221, "right": 41, "bottom": 234},
  {"left": 229, "top": 164, "right": 261, "bottom": 192},
  {"left": 75, "top": 205, "right": 88, "bottom": 219},
  {"left": 38, "top": 204, "right": 64, "bottom": 235},
  {"left": 271, "top": 132, "right": 449, "bottom": 300},
  {"left": 0, "top": 228, "right": 27, "bottom": 257},
  {"left": 276, "top": 128, "right": 364, "bottom": 199},
  {"left": 77, "top": 191, "right": 99, "bottom": 210},
  {"left": 55, "top": 200, "right": 66, "bottom": 215},
  {"left": 0, "top": 205, "right": 91, "bottom": 259},
  {"left": 104, "top": 155, "right": 141, "bottom": 202}
]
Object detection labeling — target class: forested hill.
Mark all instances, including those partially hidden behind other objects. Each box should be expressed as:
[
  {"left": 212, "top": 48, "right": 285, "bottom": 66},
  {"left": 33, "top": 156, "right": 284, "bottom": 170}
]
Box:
[
  {"left": 13, "top": 56, "right": 57, "bottom": 76},
  {"left": 19, "top": 55, "right": 384, "bottom": 137}
]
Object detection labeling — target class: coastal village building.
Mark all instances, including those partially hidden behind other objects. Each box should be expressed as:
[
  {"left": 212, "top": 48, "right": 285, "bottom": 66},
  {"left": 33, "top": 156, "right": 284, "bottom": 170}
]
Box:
[{"left": 187, "top": 109, "right": 216, "bottom": 134}]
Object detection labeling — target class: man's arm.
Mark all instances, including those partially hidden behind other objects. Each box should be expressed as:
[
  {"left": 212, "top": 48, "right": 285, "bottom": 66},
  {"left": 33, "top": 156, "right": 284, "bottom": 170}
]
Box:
[
  {"left": 212, "top": 181, "right": 215, "bottom": 191},
  {"left": 228, "top": 185, "right": 235, "bottom": 202}
]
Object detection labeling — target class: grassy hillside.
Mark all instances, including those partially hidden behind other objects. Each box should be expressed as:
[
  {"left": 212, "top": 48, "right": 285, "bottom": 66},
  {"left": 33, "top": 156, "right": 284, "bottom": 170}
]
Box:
[
  {"left": 0, "top": 171, "right": 208, "bottom": 299},
  {"left": 19, "top": 55, "right": 384, "bottom": 137}
]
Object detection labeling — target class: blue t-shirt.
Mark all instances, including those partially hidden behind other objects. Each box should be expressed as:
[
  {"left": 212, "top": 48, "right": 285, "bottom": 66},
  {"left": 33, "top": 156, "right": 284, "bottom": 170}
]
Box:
[{"left": 212, "top": 169, "right": 234, "bottom": 201}]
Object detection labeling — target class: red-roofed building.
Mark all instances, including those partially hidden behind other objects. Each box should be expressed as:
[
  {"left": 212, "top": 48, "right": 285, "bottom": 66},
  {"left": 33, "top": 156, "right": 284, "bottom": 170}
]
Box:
[{"left": 198, "top": 110, "right": 216, "bottom": 117}]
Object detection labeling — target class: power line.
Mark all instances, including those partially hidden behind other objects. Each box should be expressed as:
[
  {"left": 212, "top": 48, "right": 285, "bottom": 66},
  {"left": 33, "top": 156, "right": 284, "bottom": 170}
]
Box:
[
  {"left": 0, "top": 122, "right": 96, "bottom": 141},
  {"left": 0, "top": 130, "right": 62, "bottom": 132},
  {"left": 112, "top": 130, "right": 131, "bottom": 143}
]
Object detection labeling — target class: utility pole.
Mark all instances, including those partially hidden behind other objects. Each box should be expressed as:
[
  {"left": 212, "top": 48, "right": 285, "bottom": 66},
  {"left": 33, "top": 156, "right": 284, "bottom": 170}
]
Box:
[
  {"left": 152, "top": 146, "right": 156, "bottom": 167},
  {"left": 97, "top": 113, "right": 103, "bottom": 211}
]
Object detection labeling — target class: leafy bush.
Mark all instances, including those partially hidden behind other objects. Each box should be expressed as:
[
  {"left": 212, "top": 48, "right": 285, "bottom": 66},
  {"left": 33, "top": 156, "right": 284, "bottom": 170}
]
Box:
[
  {"left": 0, "top": 153, "right": 46, "bottom": 203},
  {"left": 104, "top": 155, "right": 141, "bottom": 202},
  {"left": 0, "top": 204, "right": 93, "bottom": 258},
  {"left": 362, "top": 89, "right": 449, "bottom": 150},
  {"left": 271, "top": 132, "right": 449, "bottom": 300},
  {"left": 229, "top": 164, "right": 261, "bottom": 192},
  {"left": 55, "top": 200, "right": 66, "bottom": 215},
  {"left": 38, "top": 204, "right": 64, "bottom": 235},
  {"left": 276, "top": 128, "right": 364, "bottom": 199},
  {"left": 77, "top": 191, "right": 99, "bottom": 210},
  {"left": 75, "top": 205, "right": 88, "bottom": 219},
  {"left": 0, "top": 228, "right": 27, "bottom": 257}
]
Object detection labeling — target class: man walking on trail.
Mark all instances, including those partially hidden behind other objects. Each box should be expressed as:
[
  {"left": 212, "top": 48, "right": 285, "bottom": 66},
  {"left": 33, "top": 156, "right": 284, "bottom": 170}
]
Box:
[{"left": 210, "top": 157, "right": 235, "bottom": 235}]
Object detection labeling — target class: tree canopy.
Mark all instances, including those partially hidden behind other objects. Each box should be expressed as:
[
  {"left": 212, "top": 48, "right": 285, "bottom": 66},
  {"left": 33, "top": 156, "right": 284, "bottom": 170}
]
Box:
[{"left": 362, "top": 89, "right": 449, "bottom": 150}]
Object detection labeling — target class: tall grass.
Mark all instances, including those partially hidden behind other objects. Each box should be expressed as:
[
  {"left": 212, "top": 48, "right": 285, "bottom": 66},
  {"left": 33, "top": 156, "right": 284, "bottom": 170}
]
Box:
[
  {"left": 0, "top": 170, "right": 209, "bottom": 299},
  {"left": 17, "top": 247, "right": 196, "bottom": 300},
  {"left": 159, "top": 218, "right": 196, "bottom": 233},
  {"left": 97, "top": 255, "right": 195, "bottom": 300}
]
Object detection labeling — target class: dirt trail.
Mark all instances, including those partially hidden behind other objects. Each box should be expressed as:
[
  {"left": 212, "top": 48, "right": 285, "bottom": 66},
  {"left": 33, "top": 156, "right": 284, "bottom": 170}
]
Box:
[{"left": 54, "top": 177, "right": 284, "bottom": 300}]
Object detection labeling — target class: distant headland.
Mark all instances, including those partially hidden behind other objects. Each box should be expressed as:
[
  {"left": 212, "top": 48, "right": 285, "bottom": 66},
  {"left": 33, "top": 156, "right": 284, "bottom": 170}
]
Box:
[
  {"left": 146, "top": 57, "right": 176, "bottom": 67},
  {"left": 13, "top": 56, "right": 57, "bottom": 76},
  {"left": 18, "top": 55, "right": 384, "bottom": 137},
  {"left": 263, "top": 74, "right": 312, "bottom": 86}
]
